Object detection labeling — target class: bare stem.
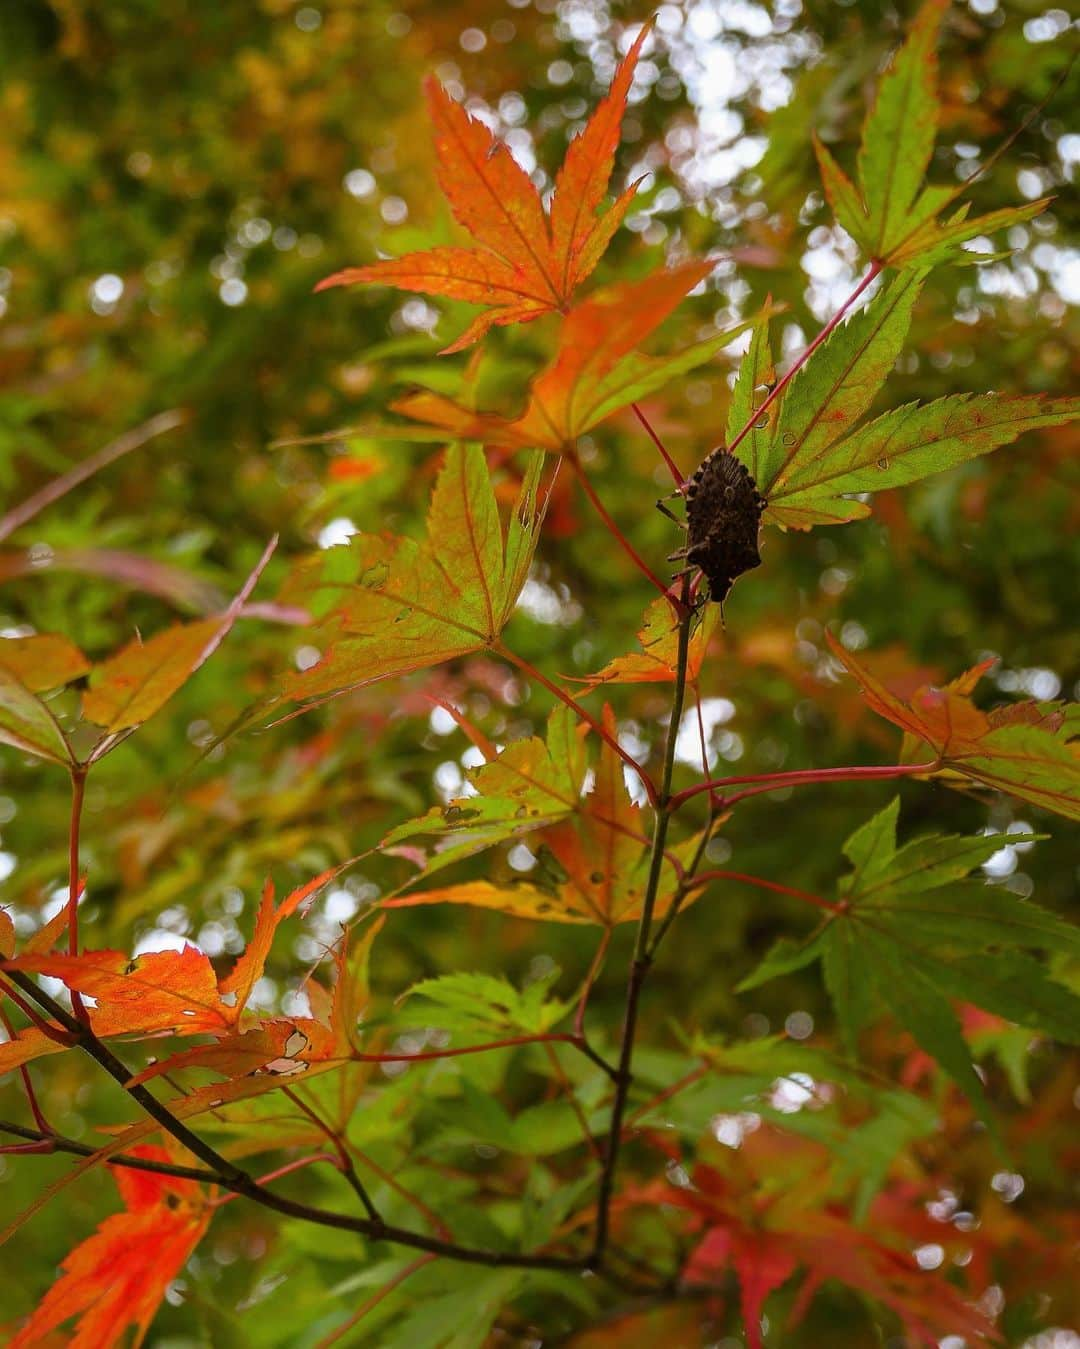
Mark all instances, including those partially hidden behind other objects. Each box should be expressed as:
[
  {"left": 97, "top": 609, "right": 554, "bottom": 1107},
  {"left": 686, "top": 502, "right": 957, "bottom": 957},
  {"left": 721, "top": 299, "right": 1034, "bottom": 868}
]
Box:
[
  {"left": 631, "top": 403, "right": 684, "bottom": 486},
  {"left": 591, "top": 579, "right": 693, "bottom": 1266},
  {"left": 668, "top": 759, "right": 940, "bottom": 810},
  {"left": 67, "top": 766, "right": 88, "bottom": 1023},
  {"left": 572, "top": 456, "right": 680, "bottom": 608}
]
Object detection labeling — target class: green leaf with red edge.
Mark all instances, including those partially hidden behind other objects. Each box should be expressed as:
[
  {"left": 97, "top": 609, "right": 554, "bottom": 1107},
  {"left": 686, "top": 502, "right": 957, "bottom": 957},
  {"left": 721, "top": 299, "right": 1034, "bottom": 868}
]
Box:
[
  {"left": 81, "top": 537, "right": 275, "bottom": 738},
  {"left": 576, "top": 596, "right": 721, "bottom": 687},
  {"left": 392, "top": 266, "right": 767, "bottom": 454},
  {"left": 8, "top": 1145, "right": 211, "bottom": 1349},
  {"left": 768, "top": 393, "right": 1080, "bottom": 528},
  {"left": 828, "top": 635, "right": 1080, "bottom": 820},
  {"left": 756, "top": 270, "right": 924, "bottom": 507},
  {"left": 267, "top": 445, "right": 548, "bottom": 718},
  {"left": 0, "top": 634, "right": 90, "bottom": 692},
  {"left": 381, "top": 705, "right": 589, "bottom": 882},
  {"left": 815, "top": 0, "right": 1051, "bottom": 270},
  {"left": 741, "top": 797, "right": 1080, "bottom": 1115},
  {"left": 0, "top": 665, "right": 73, "bottom": 766},
  {"left": 384, "top": 709, "right": 693, "bottom": 927},
  {"left": 316, "top": 24, "right": 653, "bottom": 353}
]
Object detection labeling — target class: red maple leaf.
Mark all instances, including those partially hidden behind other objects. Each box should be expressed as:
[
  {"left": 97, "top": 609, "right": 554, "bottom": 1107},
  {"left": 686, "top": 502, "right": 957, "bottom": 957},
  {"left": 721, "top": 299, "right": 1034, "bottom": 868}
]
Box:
[{"left": 9, "top": 1146, "right": 212, "bottom": 1349}]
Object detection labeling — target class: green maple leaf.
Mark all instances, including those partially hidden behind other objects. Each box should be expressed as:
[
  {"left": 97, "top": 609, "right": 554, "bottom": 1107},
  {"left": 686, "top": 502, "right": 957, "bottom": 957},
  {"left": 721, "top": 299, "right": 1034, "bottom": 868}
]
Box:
[
  {"left": 731, "top": 275, "right": 1080, "bottom": 530},
  {"left": 382, "top": 705, "right": 588, "bottom": 881},
  {"left": 812, "top": 0, "right": 1052, "bottom": 268},
  {"left": 271, "top": 444, "right": 549, "bottom": 715},
  {"left": 740, "top": 798, "right": 1080, "bottom": 1114}
]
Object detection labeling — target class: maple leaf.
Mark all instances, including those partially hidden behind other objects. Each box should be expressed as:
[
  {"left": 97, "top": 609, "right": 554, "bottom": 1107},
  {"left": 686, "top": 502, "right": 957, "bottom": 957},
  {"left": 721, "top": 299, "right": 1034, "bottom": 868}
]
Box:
[
  {"left": 80, "top": 537, "right": 276, "bottom": 751},
  {"left": 740, "top": 797, "right": 1080, "bottom": 1114},
  {"left": 828, "top": 635, "right": 1080, "bottom": 820},
  {"left": 316, "top": 24, "right": 652, "bottom": 352},
  {"left": 0, "top": 633, "right": 90, "bottom": 691},
  {"left": 382, "top": 705, "right": 590, "bottom": 882},
  {"left": 1, "top": 865, "right": 348, "bottom": 1074},
  {"left": 812, "top": 0, "right": 1051, "bottom": 268},
  {"left": 638, "top": 1128, "right": 998, "bottom": 1348},
  {"left": 384, "top": 709, "right": 693, "bottom": 926},
  {"left": 575, "top": 596, "right": 721, "bottom": 687},
  {"left": 728, "top": 277, "right": 1080, "bottom": 530},
  {"left": 392, "top": 265, "right": 767, "bottom": 453},
  {"left": 0, "top": 664, "right": 73, "bottom": 766},
  {"left": 9, "top": 1145, "right": 211, "bottom": 1349},
  {"left": 268, "top": 444, "right": 549, "bottom": 717}
]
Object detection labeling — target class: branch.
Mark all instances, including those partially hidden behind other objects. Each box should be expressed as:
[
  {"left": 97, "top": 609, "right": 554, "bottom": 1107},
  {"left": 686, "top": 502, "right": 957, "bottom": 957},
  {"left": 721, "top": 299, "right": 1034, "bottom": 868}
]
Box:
[
  {"left": 3, "top": 972, "right": 594, "bottom": 1269},
  {"left": 591, "top": 578, "right": 693, "bottom": 1266}
]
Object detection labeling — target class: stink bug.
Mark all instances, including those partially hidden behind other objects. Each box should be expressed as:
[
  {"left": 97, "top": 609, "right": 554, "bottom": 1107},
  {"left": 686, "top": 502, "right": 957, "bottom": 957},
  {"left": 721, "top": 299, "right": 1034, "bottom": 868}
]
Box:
[{"left": 663, "top": 448, "right": 766, "bottom": 606}]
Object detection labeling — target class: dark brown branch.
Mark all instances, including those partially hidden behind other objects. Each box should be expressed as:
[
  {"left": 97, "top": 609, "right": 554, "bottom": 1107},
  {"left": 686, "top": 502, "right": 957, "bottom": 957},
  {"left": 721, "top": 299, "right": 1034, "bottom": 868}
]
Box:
[{"left": 4, "top": 971, "right": 588, "bottom": 1271}]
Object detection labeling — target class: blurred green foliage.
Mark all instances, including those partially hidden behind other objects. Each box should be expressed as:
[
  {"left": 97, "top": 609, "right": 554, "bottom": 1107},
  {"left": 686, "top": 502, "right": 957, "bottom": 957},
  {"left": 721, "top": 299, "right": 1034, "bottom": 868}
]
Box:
[{"left": 1, "top": 0, "right": 1077, "bottom": 1344}]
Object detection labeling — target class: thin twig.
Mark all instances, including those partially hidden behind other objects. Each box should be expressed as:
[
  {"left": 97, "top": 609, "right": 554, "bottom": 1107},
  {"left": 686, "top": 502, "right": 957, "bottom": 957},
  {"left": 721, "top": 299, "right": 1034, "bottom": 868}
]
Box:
[
  {"left": 0, "top": 409, "right": 189, "bottom": 544},
  {"left": 631, "top": 403, "right": 684, "bottom": 486},
  {"left": 668, "top": 758, "right": 940, "bottom": 810},
  {"left": 572, "top": 457, "right": 680, "bottom": 608},
  {"left": 315, "top": 1255, "right": 436, "bottom": 1348},
  {"left": 67, "top": 766, "right": 89, "bottom": 1023}
]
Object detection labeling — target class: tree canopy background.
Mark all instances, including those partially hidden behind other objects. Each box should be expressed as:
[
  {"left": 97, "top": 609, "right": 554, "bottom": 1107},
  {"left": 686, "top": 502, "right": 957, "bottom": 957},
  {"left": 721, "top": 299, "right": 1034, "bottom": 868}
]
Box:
[{"left": 1, "top": 0, "right": 1077, "bottom": 1345}]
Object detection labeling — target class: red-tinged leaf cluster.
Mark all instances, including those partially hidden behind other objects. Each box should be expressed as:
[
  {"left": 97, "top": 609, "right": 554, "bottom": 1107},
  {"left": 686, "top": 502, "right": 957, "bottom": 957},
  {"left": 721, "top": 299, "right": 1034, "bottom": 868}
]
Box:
[
  {"left": 0, "top": 865, "right": 348, "bottom": 1077},
  {"left": 317, "top": 24, "right": 653, "bottom": 353},
  {"left": 829, "top": 634, "right": 1080, "bottom": 820},
  {"left": 635, "top": 1129, "right": 997, "bottom": 1349},
  {"left": 8, "top": 1146, "right": 212, "bottom": 1349}
]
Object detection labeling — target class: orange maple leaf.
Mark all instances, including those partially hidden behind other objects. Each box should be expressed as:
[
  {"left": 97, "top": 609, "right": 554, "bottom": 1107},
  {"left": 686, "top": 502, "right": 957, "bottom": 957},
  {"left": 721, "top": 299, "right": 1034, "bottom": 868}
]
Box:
[
  {"left": 391, "top": 263, "right": 767, "bottom": 453},
  {"left": 827, "top": 633, "right": 1080, "bottom": 821},
  {"left": 316, "top": 24, "right": 653, "bottom": 352},
  {"left": 0, "top": 864, "right": 349, "bottom": 1073},
  {"left": 9, "top": 1146, "right": 212, "bottom": 1349}
]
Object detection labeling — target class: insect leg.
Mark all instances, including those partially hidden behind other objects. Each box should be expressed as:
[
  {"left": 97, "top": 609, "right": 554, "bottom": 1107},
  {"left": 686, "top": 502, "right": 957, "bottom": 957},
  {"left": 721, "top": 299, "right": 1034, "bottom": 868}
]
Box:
[{"left": 655, "top": 498, "right": 688, "bottom": 529}]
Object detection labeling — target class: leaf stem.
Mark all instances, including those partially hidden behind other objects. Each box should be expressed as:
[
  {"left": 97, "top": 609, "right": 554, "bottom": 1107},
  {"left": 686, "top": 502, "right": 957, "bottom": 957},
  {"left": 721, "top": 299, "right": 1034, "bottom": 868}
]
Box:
[
  {"left": 631, "top": 402, "right": 684, "bottom": 486},
  {"left": 67, "top": 765, "right": 88, "bottom": 1023},
  {"left": 496, "top": 643, "right": 659, "bottom": 807},
  {"left": 571, "top": 457, "right": 680, "bottom": 608},
  {"left": 726, "top": 261, "right": 883, "bottom": 460},
  {"left": 668, "top": 758, "right": 939, "bottom": 810},
  {"left": 591, "top": 579, "right": 693, "bottom": 1265}
]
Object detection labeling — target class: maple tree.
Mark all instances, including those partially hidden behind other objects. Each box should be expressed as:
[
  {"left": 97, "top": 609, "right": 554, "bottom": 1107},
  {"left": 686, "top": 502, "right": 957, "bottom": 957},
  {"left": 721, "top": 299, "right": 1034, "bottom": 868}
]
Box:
[{"left": 2, "top": 2, "right": 1079, "bottom": 1346}]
